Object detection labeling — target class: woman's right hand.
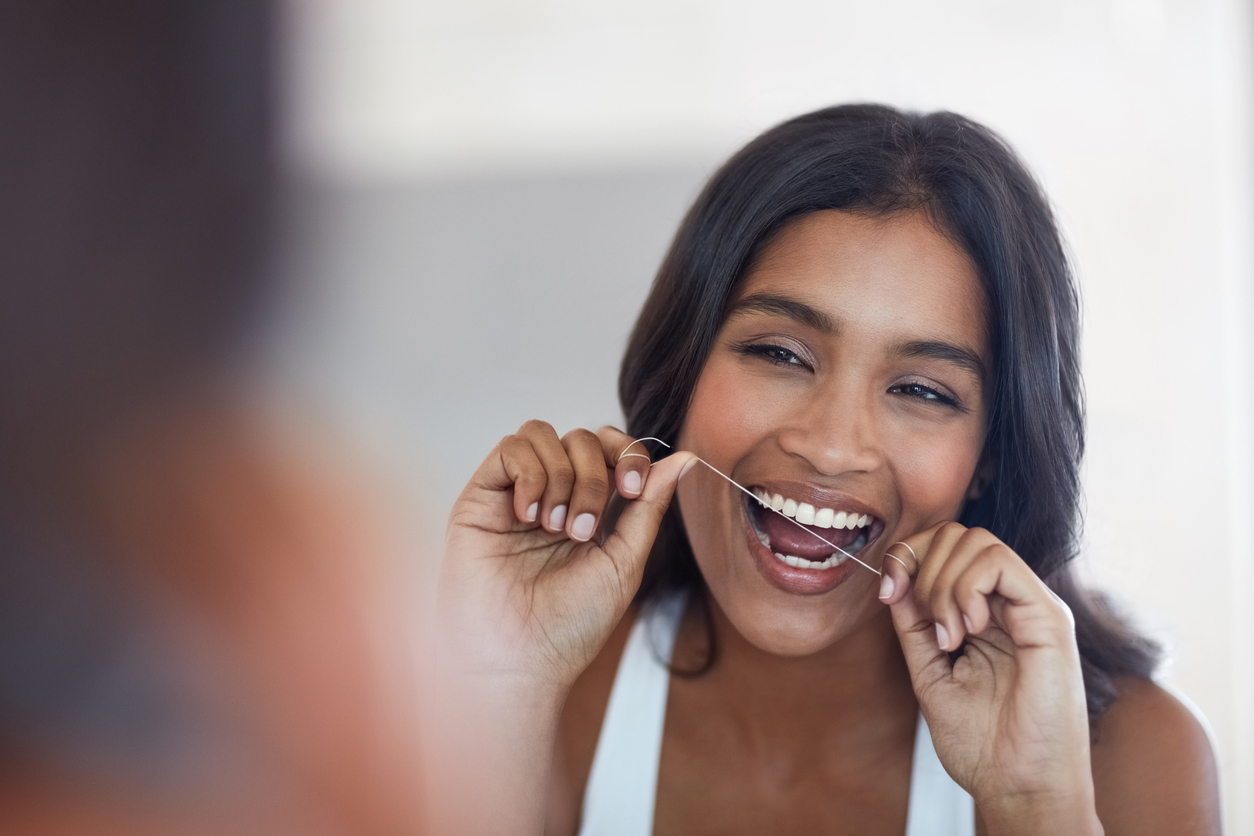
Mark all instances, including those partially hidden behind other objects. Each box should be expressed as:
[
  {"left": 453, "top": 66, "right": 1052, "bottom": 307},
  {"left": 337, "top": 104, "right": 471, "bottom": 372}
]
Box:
[{"left": 440, "top": 421, "right": 696, "bottom": 697}]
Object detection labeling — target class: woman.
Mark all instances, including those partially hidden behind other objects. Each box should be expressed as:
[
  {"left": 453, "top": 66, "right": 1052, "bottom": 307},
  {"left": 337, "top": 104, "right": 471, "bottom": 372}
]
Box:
[{"left": 440, "top": 105, "right": 1220, "bottom": 834}]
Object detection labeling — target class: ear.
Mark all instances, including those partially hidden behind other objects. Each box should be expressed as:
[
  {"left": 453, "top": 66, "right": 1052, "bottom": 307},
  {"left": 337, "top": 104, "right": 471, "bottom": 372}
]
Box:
[{"left": 965, "top": 452, "right": 994, "bottom": 501}]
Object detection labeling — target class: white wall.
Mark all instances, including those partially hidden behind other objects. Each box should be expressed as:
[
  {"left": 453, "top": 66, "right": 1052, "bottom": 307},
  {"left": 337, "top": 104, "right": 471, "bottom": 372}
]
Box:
[{"left": 280, "top": 0, "right": 1254, "bottom": 829}]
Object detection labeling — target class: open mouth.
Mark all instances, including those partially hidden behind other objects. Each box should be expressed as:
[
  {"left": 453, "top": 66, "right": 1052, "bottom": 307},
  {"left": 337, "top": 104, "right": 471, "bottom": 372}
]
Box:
[{"left": 745, "top": 487, "right": 883, "bottom": 572}]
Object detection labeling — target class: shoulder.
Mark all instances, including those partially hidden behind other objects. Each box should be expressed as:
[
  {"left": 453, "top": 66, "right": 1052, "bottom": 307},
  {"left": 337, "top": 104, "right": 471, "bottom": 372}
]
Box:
[
  {"left": 1090, "top": 676, "right": 1221, "bottom": 835},
  {"left": 545, "top": 605, "right": 638, "bottom": 836}
]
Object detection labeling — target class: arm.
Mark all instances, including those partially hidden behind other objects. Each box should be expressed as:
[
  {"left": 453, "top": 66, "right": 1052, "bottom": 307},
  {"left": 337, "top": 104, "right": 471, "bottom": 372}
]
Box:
[{"left": 1089, "top": 677, "right": 1221, "bottom": 835}]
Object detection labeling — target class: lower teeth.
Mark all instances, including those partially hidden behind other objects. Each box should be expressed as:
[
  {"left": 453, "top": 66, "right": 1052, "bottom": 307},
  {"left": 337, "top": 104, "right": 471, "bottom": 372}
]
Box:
[
  {"left": 766, "top": 529, "right": 868, "bottom": 571},
  {"left": 774, "top": 551, "right": 847, "bottom": 569}
]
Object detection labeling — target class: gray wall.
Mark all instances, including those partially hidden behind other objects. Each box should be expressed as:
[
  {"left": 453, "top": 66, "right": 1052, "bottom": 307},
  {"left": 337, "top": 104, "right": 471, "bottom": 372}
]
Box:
[{"left": 275, "top": 166, "right": 712, "bottom": 524}]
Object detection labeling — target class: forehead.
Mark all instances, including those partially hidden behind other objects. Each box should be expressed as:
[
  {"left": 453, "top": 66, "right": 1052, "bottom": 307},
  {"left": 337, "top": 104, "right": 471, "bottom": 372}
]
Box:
[{"left": 734, "top": 209, "right": 989, "bottom": 356}]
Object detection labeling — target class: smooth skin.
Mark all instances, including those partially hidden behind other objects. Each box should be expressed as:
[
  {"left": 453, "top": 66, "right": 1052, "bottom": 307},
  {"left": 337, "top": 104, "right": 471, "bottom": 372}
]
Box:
[{"left": 441, "top": 210, "right": 1220, "bottom": 835}]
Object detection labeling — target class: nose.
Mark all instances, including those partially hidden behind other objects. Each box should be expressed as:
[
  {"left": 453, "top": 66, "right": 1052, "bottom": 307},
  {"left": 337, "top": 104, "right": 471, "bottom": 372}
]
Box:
[{"left": 774, "top": 379, "right": 884, "bottom": 477}]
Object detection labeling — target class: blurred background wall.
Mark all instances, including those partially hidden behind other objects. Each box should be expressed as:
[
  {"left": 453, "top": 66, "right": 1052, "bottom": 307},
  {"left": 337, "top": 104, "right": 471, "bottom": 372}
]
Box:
[{"left": 274, "top": 0, "right": 1254, "bottom": 829}]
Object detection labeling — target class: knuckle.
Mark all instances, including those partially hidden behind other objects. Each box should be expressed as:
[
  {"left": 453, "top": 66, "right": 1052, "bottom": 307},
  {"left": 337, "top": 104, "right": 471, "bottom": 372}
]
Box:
[
  {"left": 971, "top": 545, "right": 1001, "bottom": 569},
  {"left": 578, "top": 471, "right": 611, "bottom": 497},
  {"left": 499, "top": 435, "right": 535, "bottom": 465},
  {"left": 563, "top": 427, "right": 598, "bottom": 445},
  {"left": 549, "top": 463, "right": 575, "bottom": 489},
  {"left": 956, "top": 526, "right": 989, "bottom": 549},
  {"left": 519, "top": 419, "right": 553, "bottom": 437},
  {"left": 983, "top": 541, "right": 1019, "bottom": 567}
]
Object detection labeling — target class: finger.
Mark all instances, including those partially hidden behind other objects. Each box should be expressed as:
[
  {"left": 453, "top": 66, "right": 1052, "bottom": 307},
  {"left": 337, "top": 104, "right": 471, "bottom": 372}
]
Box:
[
  {"left": 561, "top": 428, "right": 613, "bottom": 543},
  {"left": 954, "top": 549, "right": 1072, "bottom": 650},
  {"left": 516, "top": 420, "right": 575, "bottom": 533},
  {"left": 878, "top": 541, "right": 918, "bottom": 604},
  {"left": 926, "top": 526, "right": 1001, "bottom": 650},
  {"left": 601, "top": 452, "right": 698, "bottom": 596},
  {"left": 911, "top": 521, "right": 969, "bottom": 617},
  {"left": 877, "top": 521, "right": 959, "bottom": 622},
  {"left": 887, "top": 576, "right": 953, "bottom": 700},
  {"left": 596, "top": 425, "right": 651, "bottom": 499},
  {"left": 879, "top": 519, "right": 955, "bottom": 585},
  {"left": 496, "top": 435, "right": 547, "bottom": 524},
  {"left": 878, "top": 521, "right": 961, "bottom": 605},
  {"left": 951, "top": 545, "right": 1009, "bottom": 636}
]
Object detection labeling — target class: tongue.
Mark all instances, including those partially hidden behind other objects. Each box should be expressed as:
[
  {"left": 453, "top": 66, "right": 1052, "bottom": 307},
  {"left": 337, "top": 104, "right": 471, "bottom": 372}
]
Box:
[{"left": 756, "top": 505, "right": 862, "bottom": 560}]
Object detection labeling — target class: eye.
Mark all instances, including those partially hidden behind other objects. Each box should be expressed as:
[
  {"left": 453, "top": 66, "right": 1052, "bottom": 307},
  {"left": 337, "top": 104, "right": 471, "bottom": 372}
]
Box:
[
  {"left": 888, "top": 381, "right": 962, "bottom": 409},
  {"left": 737, "top": 342, "right": 810, "bottom": 369}
]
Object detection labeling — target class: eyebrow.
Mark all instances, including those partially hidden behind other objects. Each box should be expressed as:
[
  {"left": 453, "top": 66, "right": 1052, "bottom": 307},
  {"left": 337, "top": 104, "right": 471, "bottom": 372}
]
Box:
[
  {"left": 893, "top": 340, "right": 987, "bottom": 383},
  {"left": 725, "top": 293, "right": 835, "bottom": 334}
]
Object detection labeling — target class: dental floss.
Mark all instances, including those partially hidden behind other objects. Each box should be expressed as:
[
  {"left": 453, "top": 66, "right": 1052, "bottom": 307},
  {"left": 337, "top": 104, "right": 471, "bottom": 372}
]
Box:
[
  {"left": 618, "top": 437, "right": 881, "bottom": 577},
  {"left": 884, "top": 553, "right": 911, "bottom": 573},
  {"left": 884, "top": 542, "right": 917, "bottom": 573},
  {"left": 892, "top": 541, "right": 918, "bottom": 564}
]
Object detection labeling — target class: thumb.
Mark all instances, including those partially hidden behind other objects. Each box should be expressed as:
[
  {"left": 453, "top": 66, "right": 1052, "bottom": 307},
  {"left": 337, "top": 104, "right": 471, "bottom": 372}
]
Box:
[
  {"left": 601, "top": 452, "right": 698, "bottom": 593},
  {"left": 889, "top": 578, "right": 952, "bottom": 699}
]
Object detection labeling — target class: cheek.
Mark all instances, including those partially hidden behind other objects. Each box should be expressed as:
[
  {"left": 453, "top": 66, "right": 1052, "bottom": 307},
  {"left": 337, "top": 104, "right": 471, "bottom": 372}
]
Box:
[
  {"left": 888, "top": 422, "right": 985, "bottom": 525},
  {"left": 674, "top": 359, "right": 779, "bottom": 572},
  {"left": 677, "top": 355, "right": 781, "bottom": 459}
]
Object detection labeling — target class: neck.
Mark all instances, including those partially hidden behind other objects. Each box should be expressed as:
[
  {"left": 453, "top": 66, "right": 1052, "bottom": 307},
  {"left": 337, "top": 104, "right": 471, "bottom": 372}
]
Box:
[{"left": 677, "top": 589, "right": 917, "bottom": 752}]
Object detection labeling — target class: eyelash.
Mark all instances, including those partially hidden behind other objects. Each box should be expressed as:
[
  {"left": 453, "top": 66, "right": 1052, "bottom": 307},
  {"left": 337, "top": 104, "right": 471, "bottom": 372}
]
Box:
[
  {"left": 888, "top": 381, "right": 963, "bottom": 410},
  {"left": 736, "top": 342, "right": 809, "bottom": 368},
  {"left": 737, "top": 342, "right": 965, "bottom": 410}
]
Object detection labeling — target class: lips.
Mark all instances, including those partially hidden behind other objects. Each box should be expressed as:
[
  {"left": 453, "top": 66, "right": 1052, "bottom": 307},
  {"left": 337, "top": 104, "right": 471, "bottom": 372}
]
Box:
[{"left": 739, "top": 483, "right": 884, "bottom": 595}]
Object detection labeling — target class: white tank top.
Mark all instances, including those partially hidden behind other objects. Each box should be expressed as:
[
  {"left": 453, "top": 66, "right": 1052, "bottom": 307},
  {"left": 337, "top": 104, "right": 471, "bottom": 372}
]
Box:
[{"left": 578, "top": 591, "right": 975, "bottom": 836}]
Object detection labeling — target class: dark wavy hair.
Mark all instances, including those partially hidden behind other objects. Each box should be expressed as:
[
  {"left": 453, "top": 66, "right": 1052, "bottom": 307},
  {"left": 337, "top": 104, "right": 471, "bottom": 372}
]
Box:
[{"left": 619, "top": 104, "right": 1158, "bottom": 726}]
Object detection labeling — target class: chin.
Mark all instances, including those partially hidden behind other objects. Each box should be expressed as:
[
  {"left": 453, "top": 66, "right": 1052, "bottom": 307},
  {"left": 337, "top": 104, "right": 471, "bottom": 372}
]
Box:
[{"left": 702, "top": 580, "right": 877, "bottom": 658}]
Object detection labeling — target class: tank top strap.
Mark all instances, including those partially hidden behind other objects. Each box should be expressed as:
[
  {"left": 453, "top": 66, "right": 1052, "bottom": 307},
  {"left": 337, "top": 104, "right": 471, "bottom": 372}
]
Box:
[
  {"left": 905, "top": 712, "right": 975, "bottom": 836},
  {"left": 578, "top": 589, "right": 688, "bottom": 836}
]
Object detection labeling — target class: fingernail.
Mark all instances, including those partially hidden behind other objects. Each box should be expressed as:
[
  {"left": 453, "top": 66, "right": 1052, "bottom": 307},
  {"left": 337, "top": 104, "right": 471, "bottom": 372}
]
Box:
[
  {"left": 622, "top": 470, "right": 642, "bottom": 495},
  {"left": 549, "top": 505, "right": 567, "bottom": 530},
  {"left": 526, "top": 502, "right": 538, "bottom": 522},
  {"left": 962, "top": 613, "right": 974, "bottom": 633},
  {"left": 935, "top": 622, "right": 950, "bottom": 650},
  {"left": 878, "top": 572, "right": 895, "bottom": 599},
  {"left": 571, "top": 513, "right": 596, "bottom": 541},
  {"left": 679, "top": 456, "right": 699, "bottom": 479}
]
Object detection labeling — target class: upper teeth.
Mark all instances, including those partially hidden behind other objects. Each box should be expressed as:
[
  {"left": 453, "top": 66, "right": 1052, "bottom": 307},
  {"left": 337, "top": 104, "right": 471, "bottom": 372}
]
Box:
[{"left": 752, "top": 490, "right": 871, "bottom": 530}]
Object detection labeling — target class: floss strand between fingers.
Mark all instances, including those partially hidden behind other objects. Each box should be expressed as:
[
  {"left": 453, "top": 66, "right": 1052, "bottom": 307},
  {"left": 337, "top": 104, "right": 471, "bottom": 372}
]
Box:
[{"left": 618, "top": 438, "right": 880, "bottom": 576}]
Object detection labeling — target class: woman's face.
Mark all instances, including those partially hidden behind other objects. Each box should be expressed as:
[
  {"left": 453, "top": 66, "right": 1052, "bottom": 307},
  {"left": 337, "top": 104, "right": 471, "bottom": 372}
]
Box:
[{"left": 675, "top": 209, "right": 991, "bottom": 656}]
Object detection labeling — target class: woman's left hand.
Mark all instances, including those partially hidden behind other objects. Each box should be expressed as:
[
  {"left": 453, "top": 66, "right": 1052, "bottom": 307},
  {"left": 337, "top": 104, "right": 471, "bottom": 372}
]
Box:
[{"left": 878, "top": 522, "right": 1103, "bottom": 836}]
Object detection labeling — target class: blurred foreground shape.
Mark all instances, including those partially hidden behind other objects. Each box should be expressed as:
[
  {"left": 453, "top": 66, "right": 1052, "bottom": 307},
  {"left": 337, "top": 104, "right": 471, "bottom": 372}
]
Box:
[{"left": 0, "top": 3, "right": 430, "bottom": 832}]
